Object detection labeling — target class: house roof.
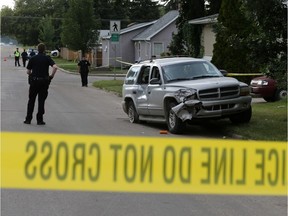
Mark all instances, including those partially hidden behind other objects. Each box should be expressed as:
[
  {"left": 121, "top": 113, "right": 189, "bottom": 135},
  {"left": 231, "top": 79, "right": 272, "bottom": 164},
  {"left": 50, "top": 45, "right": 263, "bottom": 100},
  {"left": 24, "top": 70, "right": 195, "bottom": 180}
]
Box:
[
  {"left": 101, "top": 21, "right": 156, "bottom": 39},
  {"left": 188, "top": 14, "right": 218, "bottom": 25},
  {"left": 132, "top": 10, "right": 179, "bottom": 41},
  {"left": 121, "top": 21, "right": 156, "bottom": 34}
]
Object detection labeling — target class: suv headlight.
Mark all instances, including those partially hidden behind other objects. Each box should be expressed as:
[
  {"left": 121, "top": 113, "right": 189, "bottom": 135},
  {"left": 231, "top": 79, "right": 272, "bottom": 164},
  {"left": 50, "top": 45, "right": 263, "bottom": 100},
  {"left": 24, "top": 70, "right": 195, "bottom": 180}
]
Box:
[
  {"left": 174, "top": 88, "right": 197, "bottom": 102},
  {"left": 240, "top": 86, "right": 250, "bottom": 96}
]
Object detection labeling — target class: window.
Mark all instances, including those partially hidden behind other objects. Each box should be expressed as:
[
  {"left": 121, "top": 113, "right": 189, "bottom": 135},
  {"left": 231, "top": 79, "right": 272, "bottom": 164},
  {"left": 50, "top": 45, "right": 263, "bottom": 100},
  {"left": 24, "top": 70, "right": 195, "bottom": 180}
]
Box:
[
  {"left": 125, "top": 66, "right": 140, "bottom": 84},
  {"left": 153, "top": 42, "right": 164, "bottom": 56},
  {"left": 151, "top": 66, "right": 160, "bottom": 80},
  {"left": 137, "top": 66, "right": 150, "bottom": 84}
]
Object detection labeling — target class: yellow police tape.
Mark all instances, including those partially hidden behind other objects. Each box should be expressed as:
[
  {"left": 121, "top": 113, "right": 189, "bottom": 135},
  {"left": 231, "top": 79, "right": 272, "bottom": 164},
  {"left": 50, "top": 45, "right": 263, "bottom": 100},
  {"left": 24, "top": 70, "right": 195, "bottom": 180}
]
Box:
[
  {"left": 1, "top": 132, "right": 287, "bottom": 195},
  {"left": 227, "top": 73, "right": 262, "bottom": 76}
]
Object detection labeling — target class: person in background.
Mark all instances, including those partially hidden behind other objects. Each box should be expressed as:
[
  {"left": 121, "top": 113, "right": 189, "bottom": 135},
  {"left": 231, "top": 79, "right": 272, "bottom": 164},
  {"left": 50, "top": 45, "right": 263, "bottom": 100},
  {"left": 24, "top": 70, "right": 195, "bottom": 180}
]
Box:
[
  {"left": 21, "top": 49, "right": 28, "bottom": 67},
  {"left": 24, "top": 43, "right": 58, "bottom": 125},
  {"left": 29, "top": 49, "right": 36, "bottom": 58},
  {"left": 14, "top": 47, "right": 21, "bottom": 66},
  {"left": 78, "top": 56, "right": 91, "bottom": 87}
]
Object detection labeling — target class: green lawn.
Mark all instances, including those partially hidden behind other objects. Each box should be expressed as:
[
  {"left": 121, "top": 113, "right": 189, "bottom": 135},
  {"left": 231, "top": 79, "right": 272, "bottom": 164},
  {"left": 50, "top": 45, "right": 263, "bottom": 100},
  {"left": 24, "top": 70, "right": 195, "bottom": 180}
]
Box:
[
  {"left": 53, "top": 58, "right": 78, "bottom": 72},
  {"left": 225, "top": 99, "right": 287, "bottom": 141},
  {"left": 92, "top": 80, "right": 124, "bottom": 96}
]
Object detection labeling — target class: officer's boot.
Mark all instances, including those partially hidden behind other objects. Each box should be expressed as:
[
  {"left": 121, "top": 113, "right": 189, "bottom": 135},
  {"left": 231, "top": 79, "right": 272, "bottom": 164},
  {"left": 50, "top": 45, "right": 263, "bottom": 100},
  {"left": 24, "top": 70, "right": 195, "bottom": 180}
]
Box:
[{"left": 36, "top": 114, "right": 45, "bottom": 125}]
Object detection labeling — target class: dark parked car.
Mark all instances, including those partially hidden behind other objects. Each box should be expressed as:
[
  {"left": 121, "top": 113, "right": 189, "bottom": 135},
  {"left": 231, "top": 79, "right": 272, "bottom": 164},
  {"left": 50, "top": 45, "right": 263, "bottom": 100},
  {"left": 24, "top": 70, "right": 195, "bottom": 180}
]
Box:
[{"left": 250, "top": 76, "right": 287, "bottom": 102}]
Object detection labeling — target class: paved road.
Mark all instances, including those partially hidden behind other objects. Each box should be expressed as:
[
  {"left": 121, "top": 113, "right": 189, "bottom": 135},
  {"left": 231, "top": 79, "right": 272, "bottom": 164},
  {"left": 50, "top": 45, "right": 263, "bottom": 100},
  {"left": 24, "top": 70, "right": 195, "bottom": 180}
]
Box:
[{"left": 1, "top": 45, "right": 286, "bottom": 216}]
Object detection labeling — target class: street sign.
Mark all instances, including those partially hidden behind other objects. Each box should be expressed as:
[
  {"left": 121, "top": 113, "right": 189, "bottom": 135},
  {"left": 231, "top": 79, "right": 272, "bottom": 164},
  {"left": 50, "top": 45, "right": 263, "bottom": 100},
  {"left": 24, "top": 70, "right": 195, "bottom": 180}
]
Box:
[
  {"left": 110, "top": 20, "right": 121, "bottom": 44},
  {"left": 111, "top": 33, "right": 120, "bottom": 42},
  {"left": 110, "top": 20, "right": 120, "bottom": 34}
]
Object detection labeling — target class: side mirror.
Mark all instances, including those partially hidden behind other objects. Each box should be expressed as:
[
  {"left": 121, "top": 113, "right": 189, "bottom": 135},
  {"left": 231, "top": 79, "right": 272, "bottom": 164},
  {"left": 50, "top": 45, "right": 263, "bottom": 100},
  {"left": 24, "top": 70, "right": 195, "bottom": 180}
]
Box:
[
  {"left": 150, "top": 78, "right": 162, "bottom": 85},
  {"left": 220, "top": 70, "right": 228, "bottom": 76}
]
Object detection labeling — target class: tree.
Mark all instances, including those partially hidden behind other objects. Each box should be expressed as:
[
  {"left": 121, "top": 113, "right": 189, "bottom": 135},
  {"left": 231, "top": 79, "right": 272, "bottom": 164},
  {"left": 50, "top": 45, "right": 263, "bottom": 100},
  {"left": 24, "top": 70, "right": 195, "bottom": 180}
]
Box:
[
  {"left": 0, "top": 6, "right": 15, "bottom": 37},
  {"left": 38, "top": 16, "right": 56, "bottom": 50},
  {"left": 5, "top": 0, "right": 67, "bottom": 46},
  {"left": 112, "top": 0, "right": 130, "bottom": 27},
  {"left": 129, "top": 0, "right": 160, "bottom": 22},
  {"left": 243, "top": 0, "right": 287, "bottom": 88},
  {"left": 168, "top": 0, "right": 205, "bottom": 57},
  {"left": 211, "top": 0, "right": 255, "bottom": 72},
  {"left": 205, "top": 0, "right": 222, "bottom": 15},
  {"left": 61, "top": 0, "right": 99, "bottom": 55},
  {"left": 93, "top": 0, "right": 114, "bottom": 29}
]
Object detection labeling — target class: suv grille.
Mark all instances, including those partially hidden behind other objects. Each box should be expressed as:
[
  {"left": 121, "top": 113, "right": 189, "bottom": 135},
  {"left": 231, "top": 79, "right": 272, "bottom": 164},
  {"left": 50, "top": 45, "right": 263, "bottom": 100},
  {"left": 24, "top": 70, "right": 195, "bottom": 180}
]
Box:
[{"left": 198, "top": 86, "right": 239, "bottom": 100}]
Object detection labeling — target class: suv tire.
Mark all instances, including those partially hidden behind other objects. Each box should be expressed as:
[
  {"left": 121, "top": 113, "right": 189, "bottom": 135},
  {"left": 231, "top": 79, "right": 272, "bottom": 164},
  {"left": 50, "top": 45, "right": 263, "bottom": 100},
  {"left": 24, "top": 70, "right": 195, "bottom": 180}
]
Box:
[
  {"left": 166, "top": 101, "right": 185, "bottom": 134},
  {"left": 128, "top": 101, "right": 139, "bottom": 123},
  {"left": 229, "top": 106, "right": 252, "bottom": 124}
]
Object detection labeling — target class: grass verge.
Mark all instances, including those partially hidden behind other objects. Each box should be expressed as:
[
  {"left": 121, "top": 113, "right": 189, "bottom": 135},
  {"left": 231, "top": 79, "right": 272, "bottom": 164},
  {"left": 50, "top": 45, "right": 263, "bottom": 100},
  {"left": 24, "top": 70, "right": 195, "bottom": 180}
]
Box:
[
  {"left": 225, "top": 99, "right": 287, "bottom": 141},
  {"left": 93, "top": 80, "right": 287, "bottom": 141},
  {"left": 53, "top": 57, "right": 127, "bottom": 74},
  {"left": 93, "top": 80, "right": 124, "bottom": 97}
]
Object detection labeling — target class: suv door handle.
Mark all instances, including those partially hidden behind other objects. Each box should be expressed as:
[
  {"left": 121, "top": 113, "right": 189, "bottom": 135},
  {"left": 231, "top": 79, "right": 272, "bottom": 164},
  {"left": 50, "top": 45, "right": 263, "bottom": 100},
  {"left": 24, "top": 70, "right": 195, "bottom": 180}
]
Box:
[
  {"left": 148, "top": 91, "right": 151, "bottom": 94},
  {"left": 132, "top": 90, "right": 137, "bottom": 94}
]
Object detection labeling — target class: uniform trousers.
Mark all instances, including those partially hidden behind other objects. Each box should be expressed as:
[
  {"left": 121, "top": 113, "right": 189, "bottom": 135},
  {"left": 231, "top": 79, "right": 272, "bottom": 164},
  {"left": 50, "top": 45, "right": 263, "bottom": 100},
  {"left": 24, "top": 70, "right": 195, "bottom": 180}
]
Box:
[
  {"left": 80, "top": 71, "right": 88, "bottom": 86},
  {"left": 15, "top": 57, "right": 20, "bottom": 66},
  {"left": 25, "top": 79, "right": 49, "bottom": 122}
]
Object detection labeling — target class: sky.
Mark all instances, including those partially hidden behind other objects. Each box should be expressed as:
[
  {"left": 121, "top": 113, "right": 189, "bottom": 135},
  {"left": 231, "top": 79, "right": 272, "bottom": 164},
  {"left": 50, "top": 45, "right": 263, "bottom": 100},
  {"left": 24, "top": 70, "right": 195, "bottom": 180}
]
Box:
[{"left": 0, "top": 0, "right": 15, "bottom": 9}]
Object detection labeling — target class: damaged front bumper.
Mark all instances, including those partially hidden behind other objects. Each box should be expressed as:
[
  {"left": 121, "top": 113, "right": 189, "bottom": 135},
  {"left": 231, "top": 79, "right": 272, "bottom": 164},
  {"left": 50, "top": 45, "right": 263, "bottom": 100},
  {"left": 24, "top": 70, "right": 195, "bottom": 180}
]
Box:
[
  {"left": 171, "top": 100, "right": 202, "bottom": 121},
  {"left": 171, "top": 88, "right": 251, "bottom": 121},
  {"left": 171, "top": 88, "right": 202, "bottom": 121}
]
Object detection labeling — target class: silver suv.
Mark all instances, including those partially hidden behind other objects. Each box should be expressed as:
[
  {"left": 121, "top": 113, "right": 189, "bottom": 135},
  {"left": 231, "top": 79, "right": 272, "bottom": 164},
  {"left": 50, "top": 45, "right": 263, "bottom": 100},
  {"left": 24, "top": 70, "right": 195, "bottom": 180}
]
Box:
[{"left": 122, "top": 57, "right": 252, "bottom": 134}]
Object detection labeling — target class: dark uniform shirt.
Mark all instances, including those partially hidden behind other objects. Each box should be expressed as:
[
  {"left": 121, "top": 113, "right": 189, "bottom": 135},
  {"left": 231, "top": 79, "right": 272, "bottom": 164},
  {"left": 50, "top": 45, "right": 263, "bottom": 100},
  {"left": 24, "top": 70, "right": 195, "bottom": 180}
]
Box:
[
  {"left": 21, "top": 51, "right": 28, "bottom": 59},
  {"left": 27, "top": 53, "right": 55, "bottom": 77},
  {"left": 78, "top": 60, "right": 90, "bottom": 73}
]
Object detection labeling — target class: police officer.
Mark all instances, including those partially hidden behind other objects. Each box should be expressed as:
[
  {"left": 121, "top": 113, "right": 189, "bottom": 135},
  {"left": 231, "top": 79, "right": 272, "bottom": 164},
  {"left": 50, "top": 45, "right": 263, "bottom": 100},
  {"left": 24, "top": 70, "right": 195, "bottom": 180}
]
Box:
[
  {"left": 29, "top": 49, "right": 36, "bottom": 58},
  {"left": 24, "top": 43, "right": 58, "bottom": 125},
  {"left": 21, "top": 49, "right": 28, "bottom": 67},
  {"left": 14, "top": 48, "right": 21, "bottom": 66},
  {"left": 78, "top": 56, "right": 91, "bottom": 87}
]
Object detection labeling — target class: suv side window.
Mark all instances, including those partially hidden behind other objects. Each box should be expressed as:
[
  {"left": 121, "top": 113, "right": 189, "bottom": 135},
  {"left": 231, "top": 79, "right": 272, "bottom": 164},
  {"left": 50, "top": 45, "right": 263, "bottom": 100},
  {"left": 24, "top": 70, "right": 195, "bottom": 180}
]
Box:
[
  {"left": 151, "top": 66, "right": 161, "bottom": 81},
  {"left": 125, "top": 66, "right": 140, "bottom": 84},
  {"left": 137, "top": 66, "right": 150, "bottom": 84}
]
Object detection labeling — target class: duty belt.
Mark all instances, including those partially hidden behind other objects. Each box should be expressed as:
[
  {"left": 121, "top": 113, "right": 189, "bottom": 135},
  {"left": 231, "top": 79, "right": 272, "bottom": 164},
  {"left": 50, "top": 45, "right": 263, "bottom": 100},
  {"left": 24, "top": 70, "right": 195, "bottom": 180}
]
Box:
[{"left": 31, "top": 76, "right": 49, "bottom": 81}]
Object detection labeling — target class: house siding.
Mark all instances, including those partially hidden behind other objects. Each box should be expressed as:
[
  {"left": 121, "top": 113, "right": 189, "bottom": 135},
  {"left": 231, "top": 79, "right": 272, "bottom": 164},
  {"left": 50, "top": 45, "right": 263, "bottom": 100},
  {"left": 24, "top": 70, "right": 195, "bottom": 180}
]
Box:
[
  {"left": 151, "top": 22, "right": 177, "bottom": 57},
  {"left": 202, "top": 24, "right": 216, "bottom": 59},
  {"left": 102, "top": 26, "right": 152, "bottom": 67},
  {"left": 134, "top": 20, "right": 178, "bottom": 61}
]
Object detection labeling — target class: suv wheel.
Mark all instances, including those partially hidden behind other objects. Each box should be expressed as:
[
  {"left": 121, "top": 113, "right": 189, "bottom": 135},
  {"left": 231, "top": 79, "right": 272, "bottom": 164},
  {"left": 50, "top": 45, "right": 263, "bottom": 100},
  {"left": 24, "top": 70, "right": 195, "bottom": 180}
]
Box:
[
  {"left": 127, "top": 101, "right": 139, "bottom": 123},
  {"left": 229, "top": 106, "right": 252, "bottom": 124},
  {"left": 166, "top": 102, "right": 185, "bottom": 134}
]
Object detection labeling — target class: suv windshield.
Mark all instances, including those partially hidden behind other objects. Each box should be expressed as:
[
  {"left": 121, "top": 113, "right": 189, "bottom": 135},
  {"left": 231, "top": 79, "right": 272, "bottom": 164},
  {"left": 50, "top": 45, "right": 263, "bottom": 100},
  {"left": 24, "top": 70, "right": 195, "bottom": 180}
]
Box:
[{"left": 162, "top": 61, "right": 222, "bottom": 83}]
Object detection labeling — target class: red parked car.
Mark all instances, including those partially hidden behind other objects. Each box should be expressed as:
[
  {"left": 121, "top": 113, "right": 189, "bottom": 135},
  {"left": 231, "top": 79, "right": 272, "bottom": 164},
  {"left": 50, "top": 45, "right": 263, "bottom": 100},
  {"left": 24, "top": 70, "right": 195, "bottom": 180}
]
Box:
[{"left": 250, "top": 76, "right": 287, "bottom": 102}]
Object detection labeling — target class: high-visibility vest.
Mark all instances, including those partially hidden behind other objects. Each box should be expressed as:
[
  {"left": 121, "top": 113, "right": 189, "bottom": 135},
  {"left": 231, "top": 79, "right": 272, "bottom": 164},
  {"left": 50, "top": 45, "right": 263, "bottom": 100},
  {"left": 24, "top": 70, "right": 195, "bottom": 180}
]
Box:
[{"left": 15, "top": 51, "right": 20, "bottom": 57}]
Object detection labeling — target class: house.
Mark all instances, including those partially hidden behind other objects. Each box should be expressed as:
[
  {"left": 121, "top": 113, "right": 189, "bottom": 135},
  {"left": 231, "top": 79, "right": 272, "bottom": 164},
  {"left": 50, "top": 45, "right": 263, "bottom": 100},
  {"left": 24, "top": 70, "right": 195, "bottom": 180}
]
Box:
[
  {"left": 101, "top": 10, "right": 179, "bottom": 67},
  {"left": 188, "top": 14, "right": 218, "bottom": 61}
]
